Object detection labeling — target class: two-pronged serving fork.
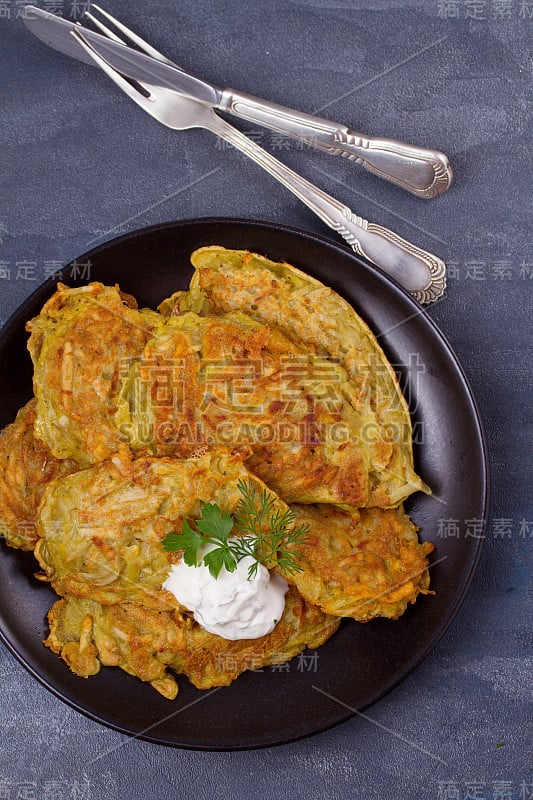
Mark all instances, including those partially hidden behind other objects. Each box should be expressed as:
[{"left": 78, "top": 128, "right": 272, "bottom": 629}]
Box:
[{"left": 23, "top": 5, "right": 447, "bottom": 302}]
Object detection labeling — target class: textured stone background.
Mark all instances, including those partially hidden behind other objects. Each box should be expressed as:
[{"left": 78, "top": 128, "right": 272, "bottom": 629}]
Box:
[{"left": 0, "top": 1, "right": 531, "bottom": 798}]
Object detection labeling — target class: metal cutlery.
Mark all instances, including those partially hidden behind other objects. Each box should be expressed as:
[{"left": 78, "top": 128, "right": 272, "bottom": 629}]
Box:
[
  {"left": 23, "top": 5, "right": 452, "bottom": 199},
  {"left": 70, "top": 11, "right": 446, "bottom": 303},
  {"left": 22, "top": 5, "right": 446, "bottom": 302}
]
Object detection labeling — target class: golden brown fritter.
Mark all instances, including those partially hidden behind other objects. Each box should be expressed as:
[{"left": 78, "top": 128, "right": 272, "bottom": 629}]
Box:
[
  {"left": 174, "top": 586, "right": 340, "bottom": 690},
  {"left": 115, "top": 310, "right": 377, "bottom": 507},
  {"left": 34, "top": 447, "right": 287, "bottom": 609},
  {"left": 0, "top": 399, "right": 77, "bottom": 550},
  {"left": 178, "top": 246, "right": 430, "bottom": 508},
  {"left": 45, "top": 587, "right": 340, "bottom": 698},
  {"left": 26, "top": 282, "right": 159, "bottom": 467},
  {"left": 45, "top": 597, "right": 186, "bottom": 699},
  {"left": 283, "top": 504, "right": 434, "bottom": 621}
]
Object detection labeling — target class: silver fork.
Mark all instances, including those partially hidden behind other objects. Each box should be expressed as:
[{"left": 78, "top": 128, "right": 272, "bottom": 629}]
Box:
[{"left": 72, "top": 9, "right": 446, "bottom": 303}]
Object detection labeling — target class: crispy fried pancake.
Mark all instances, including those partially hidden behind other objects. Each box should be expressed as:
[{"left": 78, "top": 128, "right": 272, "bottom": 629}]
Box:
[
  {"left": 45, "top": 587, "right": 340, "bottom": 698},
  {"left": 174, "top": 585, "right": 340, "bottom": 690},
  {"left": 0, "top": 400, "right": 77, "bottom": 550},
  {"left": 177, "top": 246, "right": 429, "bottom": 508},
  {"left": 116, "top": 310, "right": 378, "bottom": 506},
  {"left": 284, "top": 504, "right": 434, "bottom": 621},
  {"left": 45, "top": 597, "right": 186, "bottom": 699},
  {"left": 35, "top": 448, "right": 286, "bottom": 609},
  {"left": 26, "top": 282, "right": 159, "bottom": 466}
]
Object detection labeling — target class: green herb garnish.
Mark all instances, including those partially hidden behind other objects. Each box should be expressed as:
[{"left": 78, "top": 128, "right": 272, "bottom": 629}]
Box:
[{"left": 162, "top": 479, "right": 309, "bottom": 580}]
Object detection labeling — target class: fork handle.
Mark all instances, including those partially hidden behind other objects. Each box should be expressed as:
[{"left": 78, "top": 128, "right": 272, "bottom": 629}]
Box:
[
  {"left": 219, "top": 89, "right": 452, "bottom": 200},
  {"left": 206, "top": 115, "right": 446, "bottom": 303}
]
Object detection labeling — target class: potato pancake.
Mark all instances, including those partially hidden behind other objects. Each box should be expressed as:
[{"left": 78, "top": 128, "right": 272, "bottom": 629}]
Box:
[
  {"left": 0, "top": 399, "right": 77, "bottom": 550},
  {"left": 45, "top": 587, "right": 340, "bottom": 698},
  {"left": 26, "top": 282, "right": 159, "bottom": 466},
  {"left": 175, "top": 246, "right": 429, "bottom": 508},
  {"left": 284, "top": 503, "right": 434, "bottom": 621},
  {"left": 45, "top": 596, "right": 186, "bottom": 699},
  {"left": 35, "top": 447, "right": 287, "bottom": 609},
  {"left": 174, "top": 585, "right": 340, "bottom": 690},
  {"left": 116, "top": 310, "right": 381, "bottom": 507}
]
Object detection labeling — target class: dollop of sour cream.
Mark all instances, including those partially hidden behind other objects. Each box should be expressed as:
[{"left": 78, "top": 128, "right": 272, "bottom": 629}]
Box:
[{"left": 163, "top": 544, "right": 289, "bottom": 640}]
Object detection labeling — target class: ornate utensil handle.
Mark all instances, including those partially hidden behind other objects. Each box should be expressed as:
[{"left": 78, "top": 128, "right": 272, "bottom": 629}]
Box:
[
  {"left": 323, "top": 132, "right": 452, "bottom": 200},
  {"left": 330, "top": 215, "right": 446, "bottom": 304},
  {"left": 206, "top": 113, "right": 446, "bottom": 303},
  {"left": 219, "top": 89, "right": 452, "bottom": 199}
]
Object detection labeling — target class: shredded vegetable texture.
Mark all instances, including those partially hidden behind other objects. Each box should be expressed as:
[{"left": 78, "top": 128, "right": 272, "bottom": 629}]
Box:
[{"left": 162, "top": 479, "right": 310, "bottom": 579}]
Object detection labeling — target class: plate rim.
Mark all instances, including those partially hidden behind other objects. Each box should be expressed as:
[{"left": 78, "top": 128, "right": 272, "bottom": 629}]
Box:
[{"left": 0, "top": 216, "right": 490, "bottom": 750}]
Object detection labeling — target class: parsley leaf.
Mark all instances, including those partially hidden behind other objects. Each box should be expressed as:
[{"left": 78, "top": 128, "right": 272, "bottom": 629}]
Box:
[
  {"left": 204, "top": 546, "right": 237, "bottom": 579},
  {"left": 196, "top": 503, "right": 234, "bottom": 542},
  {"left": 162, "top": 519, "right": 204, "bottom": 566},
  {"left": 162, "top": 532, "right": 185, "bottom": 552}
]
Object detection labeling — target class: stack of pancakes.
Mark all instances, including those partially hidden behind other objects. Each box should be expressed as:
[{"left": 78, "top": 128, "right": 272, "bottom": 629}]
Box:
[{"left": 0, "top": 247, "right": 433, "bottom": 699}]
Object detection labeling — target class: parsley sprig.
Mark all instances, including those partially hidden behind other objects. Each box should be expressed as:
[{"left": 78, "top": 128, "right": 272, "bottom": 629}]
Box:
[{"left": 162, "top": 479, "right": 309, "bottom": 580}]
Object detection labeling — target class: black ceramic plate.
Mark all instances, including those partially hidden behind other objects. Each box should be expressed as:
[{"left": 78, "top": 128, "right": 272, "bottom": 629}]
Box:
[{"left": 0, "top": 218, "right": 488, "bottom": 750}]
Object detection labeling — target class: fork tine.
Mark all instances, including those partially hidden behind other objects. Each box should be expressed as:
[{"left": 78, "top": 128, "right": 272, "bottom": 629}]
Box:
[
  {"left": 81, "top": 11, "right": 155, "bottom": 97},
  {"left": 70, "top": 29, "right": 157, "bottom": 112},
  {"left": 87, "top": 4, "right": 174, "bottom": 65},
  {"left": 83, "top": 11, "right": 125, "bottom": 45}
]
